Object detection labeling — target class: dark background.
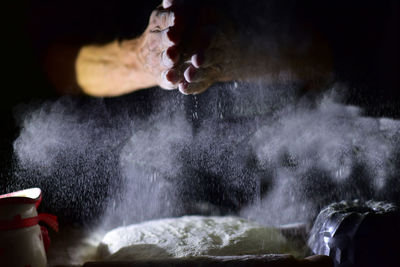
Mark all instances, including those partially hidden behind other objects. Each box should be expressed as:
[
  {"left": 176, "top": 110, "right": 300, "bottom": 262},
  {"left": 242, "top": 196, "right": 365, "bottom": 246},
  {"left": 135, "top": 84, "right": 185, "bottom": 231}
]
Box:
[
  {"left": 1, "top": 0, "right": 399, "bottom": 223},
  {"left": 1, "top": 0, "right": 160, "bottom": 192}
]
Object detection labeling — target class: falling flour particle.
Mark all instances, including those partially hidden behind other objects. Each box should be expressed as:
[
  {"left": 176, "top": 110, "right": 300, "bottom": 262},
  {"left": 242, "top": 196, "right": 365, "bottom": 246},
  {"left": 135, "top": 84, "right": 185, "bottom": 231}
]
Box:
[{"left": 95, "top": 216, "right": 304, "bottom": 261}]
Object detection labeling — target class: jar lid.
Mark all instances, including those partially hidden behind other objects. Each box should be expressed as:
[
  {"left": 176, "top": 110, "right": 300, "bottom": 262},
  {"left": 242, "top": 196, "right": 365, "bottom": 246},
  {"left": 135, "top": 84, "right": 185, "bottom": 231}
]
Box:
[{"left": 0, "top": 188, "right": 42, "bottom": 208}]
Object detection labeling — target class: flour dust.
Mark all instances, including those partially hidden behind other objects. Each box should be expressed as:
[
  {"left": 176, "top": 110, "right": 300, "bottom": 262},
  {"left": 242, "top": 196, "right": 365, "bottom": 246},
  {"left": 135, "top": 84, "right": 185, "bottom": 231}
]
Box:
[{"left": 10, "top": 83, "right": 400, "bottom": 228}]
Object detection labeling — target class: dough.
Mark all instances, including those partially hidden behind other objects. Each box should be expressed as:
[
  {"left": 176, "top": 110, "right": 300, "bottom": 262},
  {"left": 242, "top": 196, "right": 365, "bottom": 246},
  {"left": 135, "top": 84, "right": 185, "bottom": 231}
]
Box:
[{"left": 97, "top": 216, "right": 303, "bottom": 261}]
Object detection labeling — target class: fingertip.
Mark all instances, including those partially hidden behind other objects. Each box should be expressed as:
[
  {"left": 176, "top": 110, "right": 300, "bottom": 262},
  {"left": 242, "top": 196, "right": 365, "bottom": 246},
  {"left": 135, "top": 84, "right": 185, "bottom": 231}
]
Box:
[
  {"left": 179, "top": 81, "right": 210, "bottom": 95},
  {"left": 161, "top": 70, "right": 177, "bottom": 90},
  {"left": 161, "top": 29, "right": 173, "bottom": 47},
  {"left": 178, "top": 80, "right": 190, "bottom": 95},
  {"left": 166, "top": 69, "right": 181, "bottom": 84},
  {"left": 166, "top": 46, "right": 180, "bottom": 63},
  {"left": 167, "top": 11, "right": 177, "bottom": 28},
  {"left": 191, "top": 53, "right": 205, "bottom": 68},
  {"left": 163, "top": 0, "right": 186, "bottom": 9},
  {"left": 162, "top": 46, "right": 180, "bottom": 67},
  {"left": 184, "top": 65, "right": 197, "bottom": 83},
  {"left": 162, "top": 0, "right": 174, "bottom": 9},
  {"left": 162, "top": 50, "right": 173, "bottom": 68}
]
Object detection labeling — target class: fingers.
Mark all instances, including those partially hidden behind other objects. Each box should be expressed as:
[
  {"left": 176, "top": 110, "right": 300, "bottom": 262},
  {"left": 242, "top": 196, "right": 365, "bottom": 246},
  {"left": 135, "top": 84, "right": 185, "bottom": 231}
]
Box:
[
  {"left": 184, "top": 65, "right": 213, "bottom": 83},
  {"left": 190, "top": 49, "right": 217, "bottom": 69},
  {"left": 149, "top": 8, "right": 176, "bottom": 30},
  {"left": 183, "top": 65, "right": 197, "bottom": 82},
  {"left": 191, "top": 48, "right": 222, "bottom": 68},
  {"left": 178, "top": 80, "right": 211, "bottom": 95},
  {"left": 191, "top": 53, "right": 205, "bottom": 68},
  {"left": 162, "top": 0, "right": 185, "bottom": 9},
  {"left": 160, "top": 69, "right": 179, "bottom": 90},
  {"left": 165, "top": 69, "right": 181, "bottom": 84},
  {"left": 153, "top": 0, "right": 224, "bottom": 95},
  {"left": 159, "top": 65, "right": 184, "bottom": 89},
  {"left": 179, "top": 62, "right": 218, "bottom": 95},
  {"left": 159, "top": 46, "right": 182, "bottom": 87},
  {"left": 162, "top": 0, "right": 174, "bottom": 9},
  {"left": 170, "top": 46, "right": 223, "bottom": 94},
  {"left": 161, "top": 46, "right": 180, "bottom": 68}
]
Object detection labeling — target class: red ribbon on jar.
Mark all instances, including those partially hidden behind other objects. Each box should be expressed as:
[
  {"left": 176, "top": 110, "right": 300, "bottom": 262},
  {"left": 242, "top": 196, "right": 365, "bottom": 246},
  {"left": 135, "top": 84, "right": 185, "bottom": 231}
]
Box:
[
  {"left": 0, "top": 188, "right": 58, "bottom": 251},
  {"left": 0, "top": 213, "right": 58, "bottom": 251}
]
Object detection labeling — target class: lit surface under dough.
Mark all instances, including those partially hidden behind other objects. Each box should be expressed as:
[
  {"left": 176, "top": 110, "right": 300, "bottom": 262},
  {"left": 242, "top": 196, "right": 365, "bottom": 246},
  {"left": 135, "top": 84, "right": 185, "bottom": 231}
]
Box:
[{"left": 96, "top": 216, "right": 305, "bottom": 261}]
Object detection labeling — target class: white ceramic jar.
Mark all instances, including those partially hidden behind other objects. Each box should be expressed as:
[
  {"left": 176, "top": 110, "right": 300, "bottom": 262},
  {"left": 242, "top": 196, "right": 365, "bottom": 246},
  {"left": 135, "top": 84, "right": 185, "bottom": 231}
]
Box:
[{"left": 0, "top": 188, "right": 47, "bottom": 267}]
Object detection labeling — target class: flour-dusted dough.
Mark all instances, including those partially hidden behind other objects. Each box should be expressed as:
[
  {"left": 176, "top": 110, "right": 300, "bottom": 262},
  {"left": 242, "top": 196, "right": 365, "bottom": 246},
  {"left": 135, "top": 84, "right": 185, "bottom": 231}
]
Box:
[{"left": 97, "top": 216, "right": 303, "bottom": 261}]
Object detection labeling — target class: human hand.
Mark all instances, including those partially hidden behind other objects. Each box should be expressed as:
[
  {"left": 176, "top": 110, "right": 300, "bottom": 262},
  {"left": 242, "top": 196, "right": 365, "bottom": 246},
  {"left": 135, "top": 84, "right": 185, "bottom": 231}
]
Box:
[{"left": 137, "top": 0, "right": 235, "bottom": 95}]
